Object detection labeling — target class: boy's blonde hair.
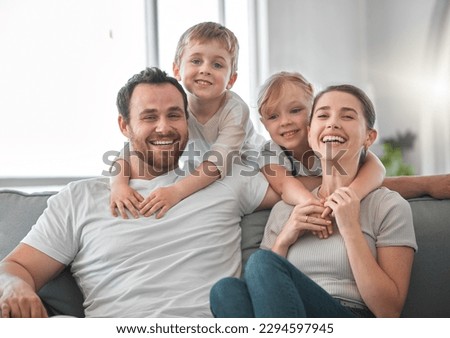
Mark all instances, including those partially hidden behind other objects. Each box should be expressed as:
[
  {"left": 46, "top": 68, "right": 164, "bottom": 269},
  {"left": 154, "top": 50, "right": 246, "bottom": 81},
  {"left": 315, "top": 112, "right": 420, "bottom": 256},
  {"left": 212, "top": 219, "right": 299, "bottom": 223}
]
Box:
[
  {"left": 174, "top": 22, "right": 239, "bottom": 74},
  {"left": 258, "top": 71, "right": 314, "bottom": 117}
]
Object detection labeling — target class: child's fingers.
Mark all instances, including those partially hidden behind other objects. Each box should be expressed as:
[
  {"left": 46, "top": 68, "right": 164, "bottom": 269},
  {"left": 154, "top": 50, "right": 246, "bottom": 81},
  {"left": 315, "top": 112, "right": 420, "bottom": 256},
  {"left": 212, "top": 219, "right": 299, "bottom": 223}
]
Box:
[
  {"left": 116, "top": 202, "right": 129, "bottom": 219},
  {"left": 110, "top": 202, "right": 119, "bottom": 217},
  {"left": 321, "top": 206, "right": 332, "bottom": 218},
  {"left": 133, "top": 191, "right": 145, "bottom": 203},
  {"left": 123, "top": 200, "right": 140, "bottom": 219},
  {"left": 156, "top": 206, "right": 170, "bottom": 219}
]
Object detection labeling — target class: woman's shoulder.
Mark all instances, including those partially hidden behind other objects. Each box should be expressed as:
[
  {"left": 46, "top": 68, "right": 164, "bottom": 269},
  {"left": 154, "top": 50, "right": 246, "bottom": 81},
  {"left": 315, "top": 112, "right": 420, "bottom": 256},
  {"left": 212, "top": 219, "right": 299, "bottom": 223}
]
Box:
[
  {"left": 363, "top": 186, "right": 407, "bottom": 204},
  {"left": 361, "top": 186, "right": 412, "bottom": 220}
]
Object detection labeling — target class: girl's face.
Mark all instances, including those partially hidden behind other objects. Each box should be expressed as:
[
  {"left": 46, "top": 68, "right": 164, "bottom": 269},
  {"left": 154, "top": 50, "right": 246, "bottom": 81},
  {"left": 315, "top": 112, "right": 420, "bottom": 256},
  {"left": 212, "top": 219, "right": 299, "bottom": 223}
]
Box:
[
  {"left": 173, "top": 40, "right": 237, "bottom": 101},
  {"left": 260, "top": 82, "right": 312, "bottom": 157},
  {"left": 308, "top": 90, "right": 377, "bottom": 163}
]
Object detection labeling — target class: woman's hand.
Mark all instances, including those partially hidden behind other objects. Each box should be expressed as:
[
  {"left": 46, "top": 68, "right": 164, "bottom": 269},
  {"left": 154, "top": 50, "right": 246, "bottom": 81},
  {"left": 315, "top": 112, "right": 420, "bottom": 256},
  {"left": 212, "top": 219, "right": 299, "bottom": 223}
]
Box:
[
  {"left": 324, "top": 187, "right": 361, "bottom": 238},
  {"left": 272, "top": 202, "right": 332, "bottom": 257}
]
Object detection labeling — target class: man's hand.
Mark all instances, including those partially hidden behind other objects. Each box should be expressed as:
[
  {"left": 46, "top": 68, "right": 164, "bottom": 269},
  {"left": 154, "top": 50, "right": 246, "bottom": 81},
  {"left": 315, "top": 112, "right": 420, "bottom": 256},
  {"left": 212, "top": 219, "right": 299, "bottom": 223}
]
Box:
[
  {"left": 0, "top": 279, "right": 48, "bottom": 318},
  {"left": 425, "top": 174, "right": 450, "bottom": 199},
  {"left": 110, "top": 184, "right": 144, "bottom": 219},
  {"left": 139, "top": 185, "right": 183, "bottom": 218}
]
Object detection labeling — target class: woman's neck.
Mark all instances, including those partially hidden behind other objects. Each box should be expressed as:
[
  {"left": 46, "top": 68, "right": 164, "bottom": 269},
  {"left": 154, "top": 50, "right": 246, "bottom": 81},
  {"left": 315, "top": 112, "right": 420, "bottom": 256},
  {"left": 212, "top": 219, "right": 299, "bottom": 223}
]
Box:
[{"left": 318, "top": 159, "right": 359, "bottom": 197}]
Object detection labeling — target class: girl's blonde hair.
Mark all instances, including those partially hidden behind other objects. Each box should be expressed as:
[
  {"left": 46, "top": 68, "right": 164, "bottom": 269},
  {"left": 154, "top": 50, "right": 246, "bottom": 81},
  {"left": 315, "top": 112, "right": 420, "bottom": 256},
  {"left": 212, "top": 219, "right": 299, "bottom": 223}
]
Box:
[
  {"left": 257, "top": 71, "right": 314, "bottom": 117},
  {"left": 174, "top": 22, "right": 239, "bottom": 74}
]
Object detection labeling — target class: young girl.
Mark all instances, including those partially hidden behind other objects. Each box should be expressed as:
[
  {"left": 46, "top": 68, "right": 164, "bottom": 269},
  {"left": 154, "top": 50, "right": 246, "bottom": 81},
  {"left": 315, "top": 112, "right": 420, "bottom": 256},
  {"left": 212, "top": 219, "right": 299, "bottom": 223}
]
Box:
[
  {"left": 257, "top": 72, "right": 386, "bottom": 237},
  {"left": 110, "top": 22, "right": 263, "bottom": 219}
]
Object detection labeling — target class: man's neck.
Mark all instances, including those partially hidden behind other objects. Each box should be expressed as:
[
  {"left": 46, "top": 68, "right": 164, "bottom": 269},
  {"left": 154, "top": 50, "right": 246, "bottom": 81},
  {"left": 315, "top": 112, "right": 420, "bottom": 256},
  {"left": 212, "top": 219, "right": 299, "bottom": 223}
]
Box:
[{"left": 128, "top": 155, "right": 177, "bottom": 180}]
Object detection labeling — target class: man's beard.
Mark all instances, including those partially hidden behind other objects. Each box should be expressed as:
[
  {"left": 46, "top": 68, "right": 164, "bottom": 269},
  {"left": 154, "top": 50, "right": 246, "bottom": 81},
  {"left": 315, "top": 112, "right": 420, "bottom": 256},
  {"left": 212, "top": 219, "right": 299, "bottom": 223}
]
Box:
[{"left": 130, "top": 137, "right": 187, "bottom": 177}]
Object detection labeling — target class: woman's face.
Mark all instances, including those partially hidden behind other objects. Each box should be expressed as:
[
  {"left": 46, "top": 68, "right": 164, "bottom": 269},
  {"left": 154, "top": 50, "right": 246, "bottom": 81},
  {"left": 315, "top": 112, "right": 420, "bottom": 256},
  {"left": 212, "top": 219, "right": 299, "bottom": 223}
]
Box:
[
  {"left": 260, "top": 82, "right": 311, "bottom": 156},
  {"left": 308, "top": 90, "right": 377, "bottom": 163}
]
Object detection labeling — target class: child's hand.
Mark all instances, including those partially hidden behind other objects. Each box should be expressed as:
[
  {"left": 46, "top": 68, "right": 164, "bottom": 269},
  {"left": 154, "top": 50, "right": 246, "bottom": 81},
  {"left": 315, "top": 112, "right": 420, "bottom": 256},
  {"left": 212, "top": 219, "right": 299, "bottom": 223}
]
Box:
[
  {"left": 110, "top": 184, "right": 144, "bottom": 219},
  {"left": 140, "top": 186, "right": 183, "bottom": 219}
]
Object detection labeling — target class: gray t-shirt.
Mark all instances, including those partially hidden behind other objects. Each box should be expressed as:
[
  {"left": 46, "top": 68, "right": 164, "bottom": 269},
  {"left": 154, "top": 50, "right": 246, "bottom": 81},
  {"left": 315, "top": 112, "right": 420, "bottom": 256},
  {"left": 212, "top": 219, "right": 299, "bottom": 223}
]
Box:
[
  {"left": 261, "top": 187, "right": 417, "bottom": 306},
  {"left": 22, "top": 166, "right": 268, "bottom": 317}
]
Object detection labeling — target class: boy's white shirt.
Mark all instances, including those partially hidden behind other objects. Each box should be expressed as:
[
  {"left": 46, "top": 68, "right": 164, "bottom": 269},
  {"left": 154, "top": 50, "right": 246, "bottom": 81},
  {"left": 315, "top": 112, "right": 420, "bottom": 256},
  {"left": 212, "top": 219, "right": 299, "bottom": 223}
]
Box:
[{"left": 187, "top": 91, "right": 265, "bottom": 176}]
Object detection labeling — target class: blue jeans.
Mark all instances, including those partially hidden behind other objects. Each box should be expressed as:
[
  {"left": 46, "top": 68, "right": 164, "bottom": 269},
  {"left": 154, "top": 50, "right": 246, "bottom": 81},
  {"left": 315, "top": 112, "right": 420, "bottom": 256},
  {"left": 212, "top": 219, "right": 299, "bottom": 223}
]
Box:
[{"left": 210, "top": 249, "right": 366, "bottom": 318}]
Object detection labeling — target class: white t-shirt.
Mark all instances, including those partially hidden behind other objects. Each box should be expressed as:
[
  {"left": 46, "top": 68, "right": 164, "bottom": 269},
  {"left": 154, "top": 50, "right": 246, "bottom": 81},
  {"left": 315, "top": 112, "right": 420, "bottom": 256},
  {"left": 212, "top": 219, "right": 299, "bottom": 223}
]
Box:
[
  {"left": 188, "top": 91, "right": 265, "bottom": 176},
  {"left": 22, "top": 166, "right": 268, "bottom": 318},
  {"left": 261, "top": 187, "right": 417, "bottom": 306}
]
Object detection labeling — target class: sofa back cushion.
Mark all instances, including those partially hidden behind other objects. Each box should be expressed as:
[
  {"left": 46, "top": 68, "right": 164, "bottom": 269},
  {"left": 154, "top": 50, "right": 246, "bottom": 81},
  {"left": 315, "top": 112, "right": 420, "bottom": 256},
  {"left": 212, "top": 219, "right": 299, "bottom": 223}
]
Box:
[
  {"left": 402, "top": 197, "right": 450, "bottom": 317},
  {"left": 0, "top": 190, "right": 85, "bottom": 317}
]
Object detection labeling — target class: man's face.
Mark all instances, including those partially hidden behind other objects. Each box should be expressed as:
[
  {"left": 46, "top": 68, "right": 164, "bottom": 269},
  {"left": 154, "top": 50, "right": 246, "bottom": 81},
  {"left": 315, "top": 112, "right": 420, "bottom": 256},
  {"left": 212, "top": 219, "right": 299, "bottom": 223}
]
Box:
[{"left": 119, "top": 83, "right": 189, "bottom": 176}]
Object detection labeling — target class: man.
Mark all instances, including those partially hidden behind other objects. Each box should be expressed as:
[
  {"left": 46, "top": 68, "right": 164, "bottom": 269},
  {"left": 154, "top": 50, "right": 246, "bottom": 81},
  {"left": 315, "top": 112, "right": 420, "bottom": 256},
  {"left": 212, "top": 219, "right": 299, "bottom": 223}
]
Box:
[{"left": 0, "top": 67, "right": 278, "bottom": 318}]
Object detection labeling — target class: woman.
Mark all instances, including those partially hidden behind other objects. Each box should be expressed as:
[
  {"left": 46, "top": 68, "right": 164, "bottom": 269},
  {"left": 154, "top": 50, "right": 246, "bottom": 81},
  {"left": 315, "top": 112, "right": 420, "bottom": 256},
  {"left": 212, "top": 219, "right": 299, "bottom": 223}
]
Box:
[{"left": 210, "top": 85, "right": 417, "bottom": 317}]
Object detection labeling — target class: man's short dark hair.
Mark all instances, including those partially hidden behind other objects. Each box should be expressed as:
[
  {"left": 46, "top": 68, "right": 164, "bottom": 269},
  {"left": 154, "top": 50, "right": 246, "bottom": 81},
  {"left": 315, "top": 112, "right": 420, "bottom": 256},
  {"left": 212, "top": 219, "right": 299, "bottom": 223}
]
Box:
[{"left": 116, "top": 67, "right": 188, "bottom": 122}]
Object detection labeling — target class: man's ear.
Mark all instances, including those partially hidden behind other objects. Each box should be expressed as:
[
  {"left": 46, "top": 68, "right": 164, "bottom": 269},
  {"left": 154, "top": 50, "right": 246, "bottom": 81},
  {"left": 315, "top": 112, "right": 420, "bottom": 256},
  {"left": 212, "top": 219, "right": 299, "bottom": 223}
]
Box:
[
  {"left": 173, "top": 62, "right": 181, "bottom": 81},
  {"left": 118, "top": 115, "right": 130, "bottom": 138},
  {"left": 226, "top": 72, "right": 238, "bottom": 90}
]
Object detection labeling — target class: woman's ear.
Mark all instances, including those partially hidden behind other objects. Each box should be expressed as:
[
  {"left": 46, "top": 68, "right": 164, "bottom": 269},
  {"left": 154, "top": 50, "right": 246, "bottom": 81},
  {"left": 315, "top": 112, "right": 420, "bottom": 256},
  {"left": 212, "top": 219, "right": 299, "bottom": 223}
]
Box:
[{"left": 365, "top": 129, "right": 378, "bottom": 149}]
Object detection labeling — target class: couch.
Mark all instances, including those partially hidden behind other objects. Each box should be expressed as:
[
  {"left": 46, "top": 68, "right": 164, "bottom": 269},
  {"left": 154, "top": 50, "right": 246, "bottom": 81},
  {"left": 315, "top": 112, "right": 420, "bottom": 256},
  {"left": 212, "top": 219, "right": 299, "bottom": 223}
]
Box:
[{"left": 1, "top": 189, "right": 449, "bottom": 317}]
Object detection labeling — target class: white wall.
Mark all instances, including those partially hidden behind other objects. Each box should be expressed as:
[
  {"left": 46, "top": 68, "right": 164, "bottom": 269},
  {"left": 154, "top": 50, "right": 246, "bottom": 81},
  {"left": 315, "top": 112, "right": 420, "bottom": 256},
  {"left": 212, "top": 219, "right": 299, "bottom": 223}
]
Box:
[{"left": 263, "top": 0, "right": 448, "bottom": 174}]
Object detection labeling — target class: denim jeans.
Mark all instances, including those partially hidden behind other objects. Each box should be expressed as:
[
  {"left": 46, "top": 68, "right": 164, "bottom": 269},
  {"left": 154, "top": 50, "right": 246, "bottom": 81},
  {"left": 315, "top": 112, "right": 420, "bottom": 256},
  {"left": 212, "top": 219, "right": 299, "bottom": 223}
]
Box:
[{"left": 210, "top": 249, "right": 367, "bottom": 318}]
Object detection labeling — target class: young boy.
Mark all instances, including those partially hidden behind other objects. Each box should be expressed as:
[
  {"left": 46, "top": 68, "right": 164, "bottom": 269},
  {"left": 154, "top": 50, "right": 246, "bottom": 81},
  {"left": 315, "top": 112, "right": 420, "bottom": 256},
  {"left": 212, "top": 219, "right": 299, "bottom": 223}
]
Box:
[{"left": 110, "top": 22, "right": 264, "bottom": 219}]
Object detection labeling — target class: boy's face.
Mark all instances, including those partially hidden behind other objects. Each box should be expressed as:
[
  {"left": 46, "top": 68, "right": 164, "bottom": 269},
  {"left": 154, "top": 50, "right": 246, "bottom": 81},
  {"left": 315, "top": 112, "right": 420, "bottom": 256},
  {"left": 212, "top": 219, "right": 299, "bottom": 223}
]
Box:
[
  {"left": 260, "top": 82, "right": 311, "bottom": 158},
  {"left": 173, "top": 40, "right": 237, "bottom": 101}
]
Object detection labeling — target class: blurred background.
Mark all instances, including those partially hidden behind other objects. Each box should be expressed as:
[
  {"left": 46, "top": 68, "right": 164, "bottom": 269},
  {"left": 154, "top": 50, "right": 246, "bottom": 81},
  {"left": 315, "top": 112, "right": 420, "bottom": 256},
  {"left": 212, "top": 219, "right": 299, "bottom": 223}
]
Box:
[{"left": 0, "top": 0, "right": 449, "bottom": 191}]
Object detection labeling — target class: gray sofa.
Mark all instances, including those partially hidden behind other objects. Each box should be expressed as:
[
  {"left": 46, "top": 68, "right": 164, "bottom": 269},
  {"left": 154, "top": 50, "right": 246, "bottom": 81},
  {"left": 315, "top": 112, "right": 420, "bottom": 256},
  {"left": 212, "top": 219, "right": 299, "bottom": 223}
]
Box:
[{"left": 1, "top": 189, "right": 449, "bottom": 317}]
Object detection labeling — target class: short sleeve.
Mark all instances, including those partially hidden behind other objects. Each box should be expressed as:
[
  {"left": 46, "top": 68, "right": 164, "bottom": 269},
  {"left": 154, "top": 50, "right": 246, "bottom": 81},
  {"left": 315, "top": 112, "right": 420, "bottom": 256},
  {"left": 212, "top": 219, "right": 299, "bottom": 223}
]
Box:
[
  {"left": 260, "top": 201, "right": 294, "bottom": 250},
  {"left": 21, "top": 185, "right": 79, "bottom": 264},
  {"left": 375, "top": 191, "right": 418, "bottom": 251}
]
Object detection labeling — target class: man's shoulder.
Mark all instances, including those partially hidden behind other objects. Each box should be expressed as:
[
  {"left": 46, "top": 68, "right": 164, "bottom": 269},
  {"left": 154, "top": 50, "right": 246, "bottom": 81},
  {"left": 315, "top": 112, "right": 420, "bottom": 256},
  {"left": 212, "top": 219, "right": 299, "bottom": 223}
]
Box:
[{"left": 57, "top": 177, "right": 109, "bottom": 197}]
